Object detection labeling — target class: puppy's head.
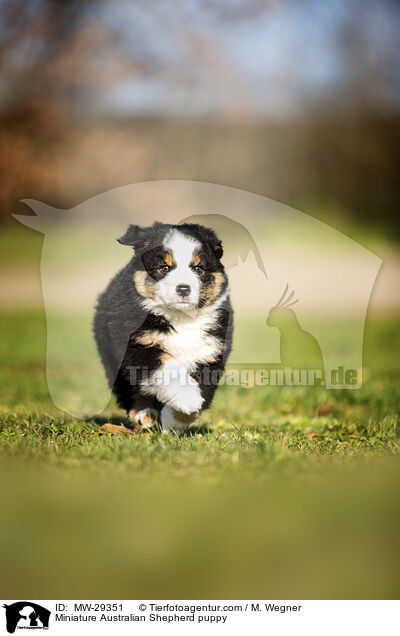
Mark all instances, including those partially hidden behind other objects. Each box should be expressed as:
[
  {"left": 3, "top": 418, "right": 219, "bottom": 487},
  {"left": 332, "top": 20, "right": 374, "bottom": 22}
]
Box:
[{"left": 118, "top": 222, "right": 227, "bottom": 312}]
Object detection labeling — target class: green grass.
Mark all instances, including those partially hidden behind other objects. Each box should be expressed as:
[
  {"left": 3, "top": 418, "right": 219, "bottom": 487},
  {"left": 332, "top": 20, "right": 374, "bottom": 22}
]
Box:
[
  {"left": 0, "top": 310, "right": 398, "bottom": 473},
  {"left": 0, "top": 309, "right": 399, "bottom": 598}
]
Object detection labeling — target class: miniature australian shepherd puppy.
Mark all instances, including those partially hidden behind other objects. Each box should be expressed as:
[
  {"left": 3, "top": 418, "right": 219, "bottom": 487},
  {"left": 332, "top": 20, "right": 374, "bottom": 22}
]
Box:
[{"left": 94, "top": 222, "right": 233, "bottom": 433}]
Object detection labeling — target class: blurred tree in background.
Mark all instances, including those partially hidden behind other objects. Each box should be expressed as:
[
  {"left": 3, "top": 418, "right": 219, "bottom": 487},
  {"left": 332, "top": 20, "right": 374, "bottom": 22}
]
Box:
[{"left": 0, "top": 0, "right": 399, "bottom": 236}]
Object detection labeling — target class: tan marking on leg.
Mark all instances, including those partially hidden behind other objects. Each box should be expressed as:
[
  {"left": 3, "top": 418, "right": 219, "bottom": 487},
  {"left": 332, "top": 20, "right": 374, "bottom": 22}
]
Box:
[
  {"left": 135, "top": 332, "right": 158, "bottom": 347},
  {"left": 135, "top": 332, "right": 172, "bottom": 352},
  {"left": 129, "top": 398, "right": 160, "bottom": 430},
  {"left": 171, "top": 409, "right": 200, "bottom": 424},
  {"left": 161, "top": 404, "right": 200, "bottom": 434},
  {"left": 160, "top": 351, "right": 173, "bottom": 364},
  {"left": 129, "top": 408, "right": 158, "bottom": 429}
]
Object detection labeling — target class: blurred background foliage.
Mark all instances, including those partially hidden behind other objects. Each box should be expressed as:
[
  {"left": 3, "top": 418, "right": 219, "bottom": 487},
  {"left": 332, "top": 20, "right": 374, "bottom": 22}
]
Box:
[{"left": 0, "top": 0, "right": 399, "bottom": 240}]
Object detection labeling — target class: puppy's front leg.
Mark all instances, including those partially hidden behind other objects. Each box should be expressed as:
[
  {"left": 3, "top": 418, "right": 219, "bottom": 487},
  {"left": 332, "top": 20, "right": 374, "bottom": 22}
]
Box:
[
  {"left": 160, "top": 405, "right": 200, "bottom": 434},
  {"left": 141, "top": 359, "right": 204, "bottom": 431}
]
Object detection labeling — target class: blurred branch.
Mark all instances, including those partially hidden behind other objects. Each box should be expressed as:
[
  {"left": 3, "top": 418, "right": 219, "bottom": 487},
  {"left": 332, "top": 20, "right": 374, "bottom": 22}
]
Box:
[{"left": 0, "top": 0, "right": 399, "bottom": 116}]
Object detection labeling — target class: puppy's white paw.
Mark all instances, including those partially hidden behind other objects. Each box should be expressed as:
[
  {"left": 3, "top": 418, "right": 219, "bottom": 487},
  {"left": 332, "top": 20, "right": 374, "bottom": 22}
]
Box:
[
  {"left": 129, "top": 408, "right": 158, "bottom": 429},
  {"left": 161, "top": 405, "right": 199, "bottom": 434},
  {"left": 141, "top": 359, "right": 204, "bottom": 415},
  {"left": 169, "top": 383, "right": 204, "bottom": 414}
]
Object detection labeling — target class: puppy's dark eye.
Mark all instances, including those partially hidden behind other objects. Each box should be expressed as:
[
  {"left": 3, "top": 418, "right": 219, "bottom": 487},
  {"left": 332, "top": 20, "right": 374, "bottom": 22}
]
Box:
[
  {"left": 159, "top": 265, "right": 170, "bottom": 273},
  {"left": 193, "top": 265, "right": 204, "bottom": 273}
]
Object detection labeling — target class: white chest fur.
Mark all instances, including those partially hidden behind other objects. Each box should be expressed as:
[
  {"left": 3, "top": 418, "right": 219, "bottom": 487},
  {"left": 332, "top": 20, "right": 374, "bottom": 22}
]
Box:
[
  {"left": 157, "top": 310, "right": 222, "bottom": 369},
  {"left": 138, "top": 299, "right": 228, "bottom": 418}
]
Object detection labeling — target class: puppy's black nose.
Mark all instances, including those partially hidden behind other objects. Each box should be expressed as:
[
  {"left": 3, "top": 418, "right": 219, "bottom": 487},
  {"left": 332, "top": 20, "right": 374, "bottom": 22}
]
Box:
[{"left": 176, "top": 284, "right": 191, "bottom": 298}]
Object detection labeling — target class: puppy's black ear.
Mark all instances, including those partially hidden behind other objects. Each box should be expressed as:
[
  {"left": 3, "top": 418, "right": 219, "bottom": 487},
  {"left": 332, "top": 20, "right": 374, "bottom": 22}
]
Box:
[
  {"left": 117, "top": 224, "right": 140, "bottom": 246},
  {"left": 213, "top": 241, "right": 223, "bottom": 259}
]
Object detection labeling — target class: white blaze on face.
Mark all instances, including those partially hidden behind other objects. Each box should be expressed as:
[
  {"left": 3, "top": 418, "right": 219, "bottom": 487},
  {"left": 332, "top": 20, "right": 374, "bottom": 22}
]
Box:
[{"left": 159, "top": 229, "right": 201, "bottom": 308}]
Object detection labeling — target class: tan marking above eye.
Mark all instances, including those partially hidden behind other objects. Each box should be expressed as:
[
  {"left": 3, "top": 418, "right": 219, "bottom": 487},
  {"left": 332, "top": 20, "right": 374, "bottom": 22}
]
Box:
[
  {"left": 193, "top": 253, "right": 202, "bottom": 267},
  {"left": 164, "top": 252, "right": 173, "bottom": 267}
]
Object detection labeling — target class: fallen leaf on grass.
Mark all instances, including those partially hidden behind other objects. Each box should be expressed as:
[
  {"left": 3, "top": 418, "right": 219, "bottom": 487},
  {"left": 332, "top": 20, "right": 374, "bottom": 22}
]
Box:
[{"left": 99, "top": 423, "right": 135, "bottom": 436}]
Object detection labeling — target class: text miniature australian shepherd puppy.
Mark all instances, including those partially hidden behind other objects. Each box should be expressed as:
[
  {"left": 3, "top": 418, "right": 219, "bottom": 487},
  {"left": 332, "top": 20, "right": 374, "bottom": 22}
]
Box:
[{"left": 94, "top": 222, "right": 233, "bottom": 433}]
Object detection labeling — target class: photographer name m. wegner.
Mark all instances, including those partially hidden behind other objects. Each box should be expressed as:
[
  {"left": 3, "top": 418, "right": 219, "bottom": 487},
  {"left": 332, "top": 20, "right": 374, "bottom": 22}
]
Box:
[{"left": 128, "top": 365, "right": 359, "bottom": 388}]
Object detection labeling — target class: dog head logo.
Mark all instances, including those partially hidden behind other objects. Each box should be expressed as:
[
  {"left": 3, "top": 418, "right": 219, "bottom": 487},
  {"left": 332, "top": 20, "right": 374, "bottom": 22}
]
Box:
[{"left": 3, "top": 602, "right": 50, "bottom": 633}]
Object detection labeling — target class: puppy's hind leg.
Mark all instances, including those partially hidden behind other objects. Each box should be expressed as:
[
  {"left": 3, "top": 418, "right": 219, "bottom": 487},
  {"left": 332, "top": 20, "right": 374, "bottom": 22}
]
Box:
[{"left": 128, "top": 398, "right": 160, "bottom": 431}]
